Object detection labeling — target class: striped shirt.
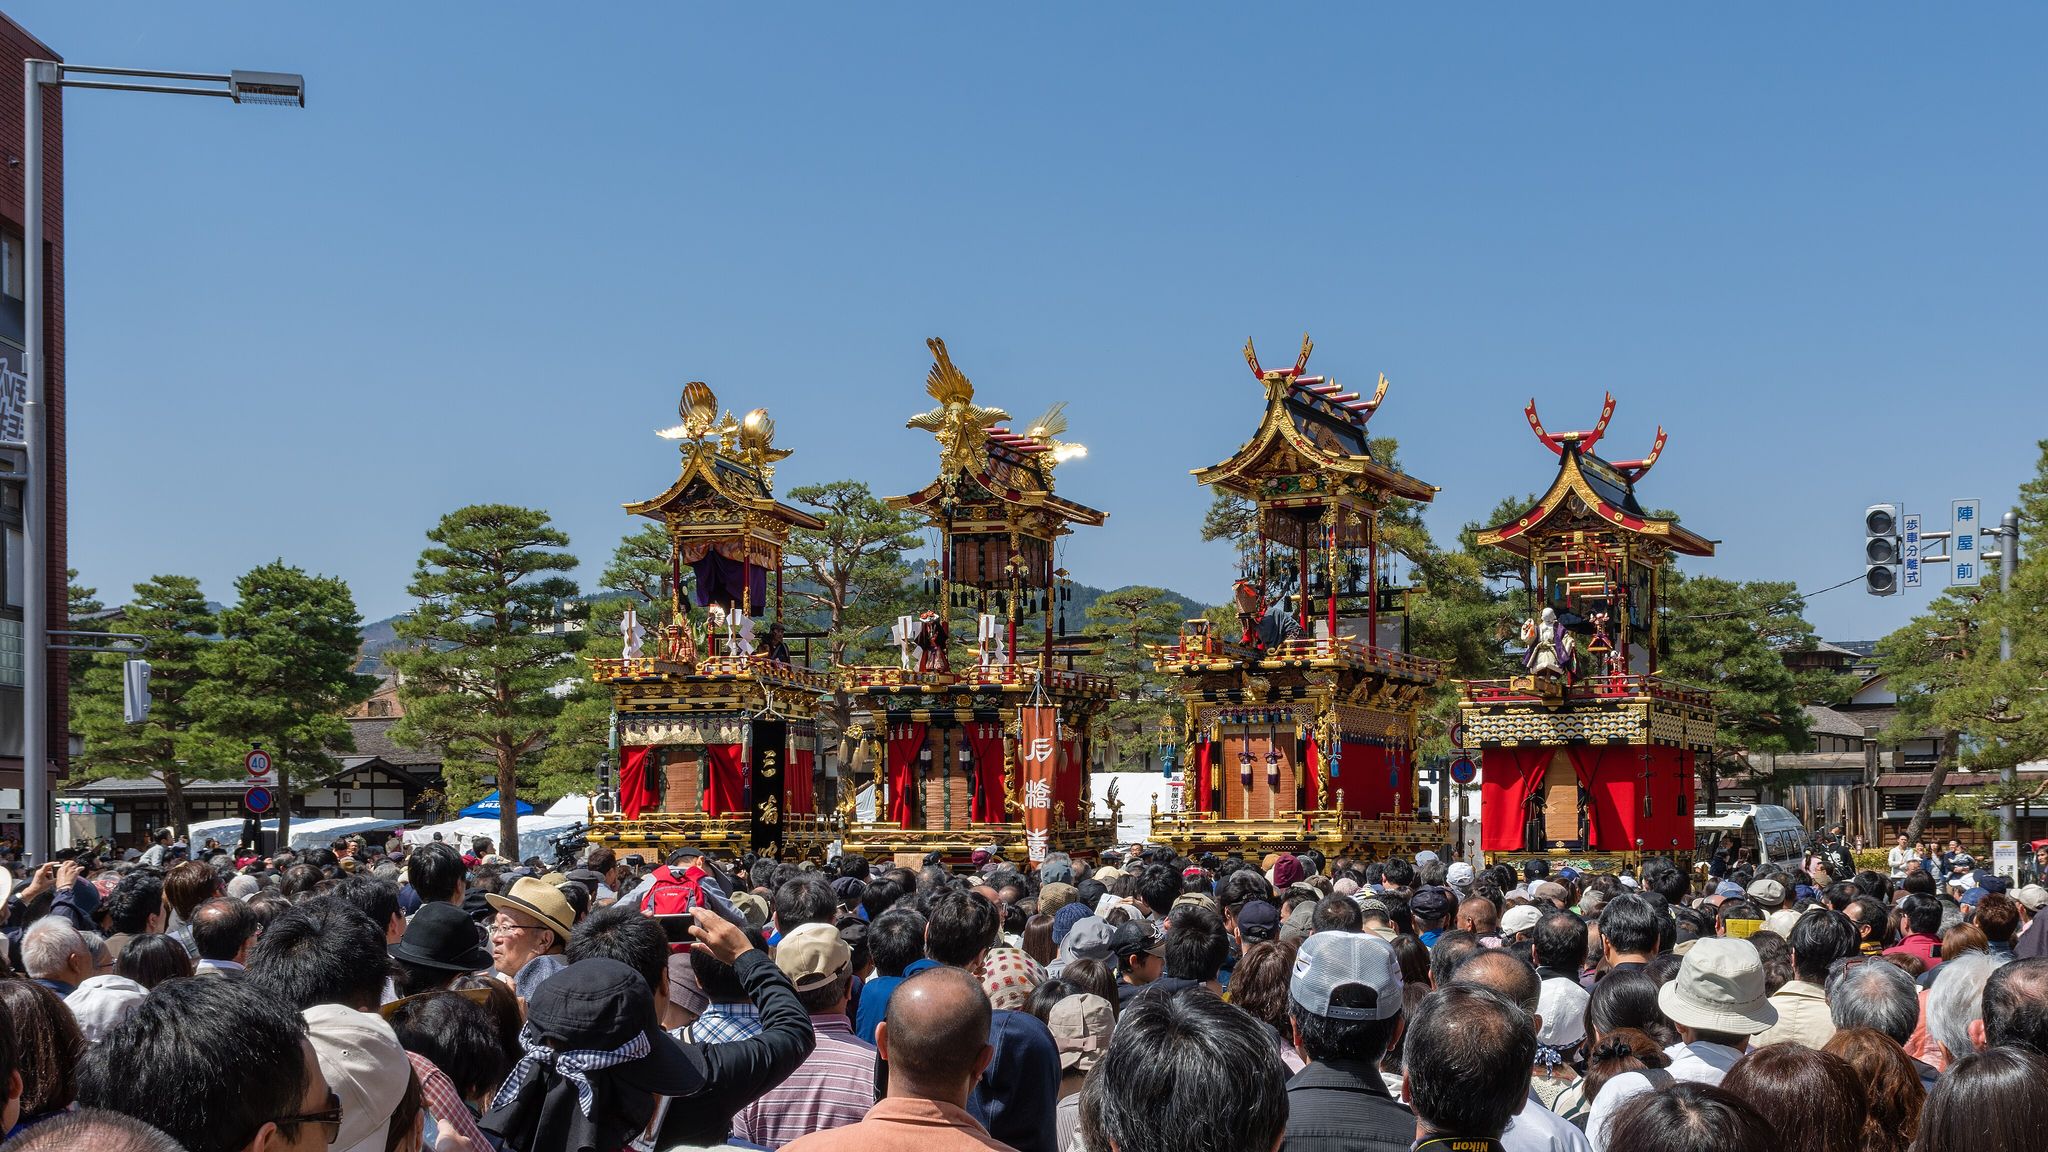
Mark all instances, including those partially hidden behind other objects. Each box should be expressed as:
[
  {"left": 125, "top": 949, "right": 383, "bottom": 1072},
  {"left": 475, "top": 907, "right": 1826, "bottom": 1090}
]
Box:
[{"left": 730, "top": 1014, "right": 879, "bottom": 1150}]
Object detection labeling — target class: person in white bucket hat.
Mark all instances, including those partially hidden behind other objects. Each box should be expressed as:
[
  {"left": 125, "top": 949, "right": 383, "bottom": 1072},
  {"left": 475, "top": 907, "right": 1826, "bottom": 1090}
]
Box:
[{"left": 1586, "top": 937, "right": 1776, "bottom": 1149}]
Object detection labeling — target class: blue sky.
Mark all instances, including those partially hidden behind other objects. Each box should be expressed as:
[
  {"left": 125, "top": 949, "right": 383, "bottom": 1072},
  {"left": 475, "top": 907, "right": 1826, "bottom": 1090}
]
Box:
[{"left": 16, "top": 3, "right": 2047, "bottom": 640}]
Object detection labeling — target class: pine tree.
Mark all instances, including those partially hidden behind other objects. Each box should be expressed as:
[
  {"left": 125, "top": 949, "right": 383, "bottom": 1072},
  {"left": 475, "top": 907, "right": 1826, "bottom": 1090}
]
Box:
[
  {"left": 187, "top": 562, "right": 378, "bottom": 846},
  {"left": 1084, "top": 587, "right": 1185, "bottom": 769},
  {"left": 70, "top": 576, "right": 218, "bottom": 840},
  {"left": 390, "top": 505, "right": 582, "bottom": 855}
]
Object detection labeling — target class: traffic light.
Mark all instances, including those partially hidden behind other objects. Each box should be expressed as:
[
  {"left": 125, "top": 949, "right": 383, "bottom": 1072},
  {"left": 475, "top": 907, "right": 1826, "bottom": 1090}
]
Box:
[
  {"left": 1865, "top": 504, "right": 1901, "bottom": 595},
  {"left": 122, "top": 658, "right": 152, "bottom": 723}
]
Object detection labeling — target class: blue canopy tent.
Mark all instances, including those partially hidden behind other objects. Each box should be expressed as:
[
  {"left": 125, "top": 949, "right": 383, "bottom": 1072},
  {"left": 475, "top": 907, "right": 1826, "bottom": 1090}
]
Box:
[{"left": 459, "top": 792, "right": 534, "bottom": 819}]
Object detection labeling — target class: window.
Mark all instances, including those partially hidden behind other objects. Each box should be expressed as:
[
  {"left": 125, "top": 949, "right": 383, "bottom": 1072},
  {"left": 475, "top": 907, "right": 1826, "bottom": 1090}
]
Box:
[
  {"left": 4, "top": 527, "right": 19, "bottom": 608},
  {"left": 0, "top": 619, "right": 20, "bottom": 687},
  {"left": 0, "top": 233, "right": 19, "bottom": 301}
]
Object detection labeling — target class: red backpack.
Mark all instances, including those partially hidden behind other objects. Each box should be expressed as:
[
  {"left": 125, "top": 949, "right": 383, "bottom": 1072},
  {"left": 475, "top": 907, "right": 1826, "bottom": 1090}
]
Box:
[{"left": 642, "top": 863, "right": 710, "bottom": 950}]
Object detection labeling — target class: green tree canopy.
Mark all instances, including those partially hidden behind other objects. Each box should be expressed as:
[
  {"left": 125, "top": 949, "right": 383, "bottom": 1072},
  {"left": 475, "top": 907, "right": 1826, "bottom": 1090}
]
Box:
[
  {"left": 1084, "top": 586, "right": 1185, "bottom": 769},
  {"left": 70, "top": 575, "right": 218, "bottom": 839},
  {"left": 391, "top": 505, "right": 583, "bottom": 852},
  {"left": 189, "top": 562, "right": 378, "bottom": 844}
]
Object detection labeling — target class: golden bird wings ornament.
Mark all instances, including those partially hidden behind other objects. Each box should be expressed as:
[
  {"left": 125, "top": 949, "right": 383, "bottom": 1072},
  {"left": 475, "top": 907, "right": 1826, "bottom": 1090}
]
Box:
[
  {"left": 1025, "top": 401, "right": 1088, "bottom": 466},
  {"left": 908, "top": 337, "right": 1010, "bottom": 478},
  {"left": 657, "top": 380, "right": 721, "bottom": 441}
]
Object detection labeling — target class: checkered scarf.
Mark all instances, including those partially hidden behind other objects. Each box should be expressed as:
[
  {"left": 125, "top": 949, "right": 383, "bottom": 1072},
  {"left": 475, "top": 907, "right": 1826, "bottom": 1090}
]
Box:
[{"left": 492, "top": 1021, "right": 650, "bottom": 1118}]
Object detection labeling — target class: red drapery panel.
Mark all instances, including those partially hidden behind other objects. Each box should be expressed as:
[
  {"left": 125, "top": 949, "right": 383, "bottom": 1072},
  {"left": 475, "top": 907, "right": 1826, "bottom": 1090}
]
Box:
[
  {"left": 967, "top": 722, "right": 1008, "bottom": 823},
  {"left": 1193, "top": 739, "right": 1212, "bottom": 813},
  {"left": 1679, "top": 749, "right": 1698, "bottom": 850},
  {"left": 1564, "top": 746, "right": 1615, "bottom": 848},
  {"left": 1478, "top": 747, "right": 1552, "bottom": 850},
  {"left": 705, "top": 743, "right": 746, "bottom": 815},
  {"left": 618, "top": 745, "right": 659, "bottom": 820},
  {"left": 1337, "top": 741, "right": 1398, "bottom": 818},
  {"left": 887, "top": 723, "right": 927, "bottom": 829},
  {"left": 1302, "top": 738, "right": 1320, "bottom": 812},
  {"left": 787, "top": 747, "right": 815, "bottom": 815}
]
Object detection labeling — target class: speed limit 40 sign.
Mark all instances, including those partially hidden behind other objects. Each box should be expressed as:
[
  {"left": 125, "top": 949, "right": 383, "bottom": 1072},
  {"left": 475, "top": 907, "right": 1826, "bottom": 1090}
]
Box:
[{"left": 246, "top": 748, "right": 274, "bottom": 786}]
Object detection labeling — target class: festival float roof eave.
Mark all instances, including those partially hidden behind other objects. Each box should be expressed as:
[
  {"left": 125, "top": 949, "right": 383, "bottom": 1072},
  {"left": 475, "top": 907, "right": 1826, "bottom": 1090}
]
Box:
[
  {"left": 1192, "top": 335, "right": 1439, "bottom": 505},
  {"left": 1473, "top": 394, "right": 1715, "bottom": 558},
  {"left": 883, "top": 470, "right": 1107, "bottom": 529},
  {"left": 624, "top": 442, "right": 826, "bottom": 531}
]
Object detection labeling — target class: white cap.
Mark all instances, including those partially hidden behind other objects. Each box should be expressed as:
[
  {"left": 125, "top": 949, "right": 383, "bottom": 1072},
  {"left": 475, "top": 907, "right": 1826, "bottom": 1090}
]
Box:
[
  {"left": 1537, "top": 976, "right": 1589, "bottom": 1048},
  {"left": 66, "top": 974, "right": 148, "bottom": 1044},
  {"left": 1501, "top": 905, "right": 1543, "bottom": 936},
  {"left": 1764, "top": 909, "right": 1804, "bottom": 938},
  {"left": 303, "top": 1004, "right": 413, "bottom": 1152}
]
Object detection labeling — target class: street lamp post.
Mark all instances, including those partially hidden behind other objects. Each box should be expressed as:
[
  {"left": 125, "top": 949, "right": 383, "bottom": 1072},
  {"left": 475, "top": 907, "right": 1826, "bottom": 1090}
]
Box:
[{"left": 19, "top": 62, "right": 303, "bottom": 863}]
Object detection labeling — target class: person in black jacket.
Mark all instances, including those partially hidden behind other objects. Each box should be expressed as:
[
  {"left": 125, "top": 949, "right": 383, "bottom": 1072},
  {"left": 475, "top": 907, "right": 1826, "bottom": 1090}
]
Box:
[
  {"left": 648, "top": 907, "right": 816, "bottom": 1148},
  {"left": 1280, "top": 931, "right": 1412, "bottom": 1152}
]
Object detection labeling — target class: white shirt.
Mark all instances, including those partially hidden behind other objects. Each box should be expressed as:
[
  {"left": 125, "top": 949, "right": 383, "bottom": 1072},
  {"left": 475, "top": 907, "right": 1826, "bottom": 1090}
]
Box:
[
  {"left": 194, "top": 958, "right": 245, "bottom": 975},
  {"left": 1502, "top": 1090, "right": 1593, "bottom": 1152},
  {"left": 1889, "top": 845, "right": 1915, "bottom": 877},
  {"left": 1589, "top": 1041, "right": 1743, "bottom": 1151}
]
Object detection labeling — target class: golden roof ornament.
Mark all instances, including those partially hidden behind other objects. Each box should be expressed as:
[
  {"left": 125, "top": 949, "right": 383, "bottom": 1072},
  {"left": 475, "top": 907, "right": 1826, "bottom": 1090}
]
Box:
[
  {"left": 739, "top": 407, "right": 793, "bottom": 483},
  {"left": 907, "top": 337, "right": 1010, "bottom": 480},
  {"left": 657, "top": 380, "right": 721, "bottom": 442},
  {"left": 1023, "top": 401, "right": 1088, "bottom": 468}
]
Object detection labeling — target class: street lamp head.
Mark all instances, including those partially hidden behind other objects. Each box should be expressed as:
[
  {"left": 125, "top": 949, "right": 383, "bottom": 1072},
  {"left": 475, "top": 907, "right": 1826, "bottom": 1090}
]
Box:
[{"left": 229, "top": 70, "right": 305, "bottom": 107}]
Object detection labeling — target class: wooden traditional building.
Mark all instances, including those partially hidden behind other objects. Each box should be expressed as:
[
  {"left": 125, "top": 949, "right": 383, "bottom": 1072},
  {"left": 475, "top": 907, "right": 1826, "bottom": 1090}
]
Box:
[
  {"left": 586, "top": 382, "right": 836, "bottom": 861},
  {"left": 1151, "top": 336, "right": 1448, "bottom": 859},
  {"left": 838, "top": 339, "right": 1117, "bottom": 865},
  {"left": 1458, "top": 394, "right": 1717, "bottom": 869}
]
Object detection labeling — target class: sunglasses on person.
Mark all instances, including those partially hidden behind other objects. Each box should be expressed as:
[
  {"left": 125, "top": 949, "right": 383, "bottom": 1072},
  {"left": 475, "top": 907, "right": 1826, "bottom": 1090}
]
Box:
[{"left": 275, "top": 1090, "right": 346, "bottom": 1146}]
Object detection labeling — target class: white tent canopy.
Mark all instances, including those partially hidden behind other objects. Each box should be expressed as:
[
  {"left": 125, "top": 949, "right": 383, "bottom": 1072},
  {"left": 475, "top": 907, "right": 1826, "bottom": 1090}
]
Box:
[
  {"left": 401, "top": 813, "right": 584, "bottom": 862},
  {"left": 183, "top": 815, "right": 411, "bottom": 852}
]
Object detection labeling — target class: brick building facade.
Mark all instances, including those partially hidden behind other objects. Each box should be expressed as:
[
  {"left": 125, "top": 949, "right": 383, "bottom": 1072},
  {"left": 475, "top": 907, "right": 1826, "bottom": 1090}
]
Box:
[{"left": 0, "top": 12, "right": 64, "bottom": 845}]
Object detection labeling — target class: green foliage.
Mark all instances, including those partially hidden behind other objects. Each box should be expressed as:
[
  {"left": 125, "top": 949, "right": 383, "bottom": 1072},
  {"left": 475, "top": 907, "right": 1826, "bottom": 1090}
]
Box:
[
  {"left": 1876, "top": 439, "right": 2048, "bottom": 836},
  {"left": 783, "top": 481, "right": 924, "bottom": 666},
  {"left": 1659, "top": 573, "right": 1844, "bottom": 787},
  {"left": 1084, "top": 586, "right": 1185, "bottom": 769},
  {"left": 390, "top": 505, "right": 583, "bottom": 848},
  {"left": 602, "top": 524, "right": 680, "bottom": 617},
  {"left": 189, "top": 562, "right": 378, "bottom": 842},
  {"left": 70, "top": 575, "right": 219, "bottom": 837},
  {"left": 65, "top": 570, "right": 104, "bottom": 698}
]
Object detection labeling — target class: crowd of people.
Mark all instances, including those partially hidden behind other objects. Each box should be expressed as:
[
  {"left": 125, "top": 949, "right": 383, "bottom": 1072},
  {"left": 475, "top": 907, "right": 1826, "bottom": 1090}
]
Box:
[{"left": 1, "top": 830, "right": 2046, "bottom": 1152}]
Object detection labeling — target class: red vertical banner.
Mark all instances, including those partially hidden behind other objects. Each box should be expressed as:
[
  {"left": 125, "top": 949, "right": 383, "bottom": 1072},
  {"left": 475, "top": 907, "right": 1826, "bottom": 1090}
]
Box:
[{"left": 1019, "top": 705, "right": 1059, "bottom": 864}]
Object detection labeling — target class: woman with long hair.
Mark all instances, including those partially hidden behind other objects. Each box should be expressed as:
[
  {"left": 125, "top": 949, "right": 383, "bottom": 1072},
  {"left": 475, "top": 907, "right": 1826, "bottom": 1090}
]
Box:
[
  {"left": 1720, "top": 1043, "right": 1868, "bottom": 1152},
  {"left": 1822, "top": 1028, "right": 1924, "bottom": 1152},
  {"left": 1555, "top": 1026, "right": 1670, "bottom": 1125},
  {"left": 0, "top": 980, "right": 85, "bottom": 1138},
  {"left": 1021, "top": 913, "right": 1057, "bottom": 966},
  {"left": 1226, "top": 940, "right": 1303, "bottom": 1071}
]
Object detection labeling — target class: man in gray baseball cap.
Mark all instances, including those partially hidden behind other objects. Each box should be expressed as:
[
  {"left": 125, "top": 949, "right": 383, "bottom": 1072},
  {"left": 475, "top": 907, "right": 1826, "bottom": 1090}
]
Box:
[{"left": 1279, "top": 932, "right": 1412, "bottom": 1152}]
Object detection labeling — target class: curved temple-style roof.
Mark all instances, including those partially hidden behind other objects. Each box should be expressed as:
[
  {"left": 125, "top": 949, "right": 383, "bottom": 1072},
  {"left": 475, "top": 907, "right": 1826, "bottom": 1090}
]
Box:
[
  {"left": 1193, "top": 334, "right": 1438, "bottom": 504},
  {"left": 1476, "top": 393, "right": 1713, "bottom": 557}
]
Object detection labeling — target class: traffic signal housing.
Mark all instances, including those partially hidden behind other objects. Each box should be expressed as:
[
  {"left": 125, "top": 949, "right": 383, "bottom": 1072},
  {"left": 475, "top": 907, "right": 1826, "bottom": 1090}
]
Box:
[{"left": 1865, "top": 504, "right": 1900, "bottom": 595}]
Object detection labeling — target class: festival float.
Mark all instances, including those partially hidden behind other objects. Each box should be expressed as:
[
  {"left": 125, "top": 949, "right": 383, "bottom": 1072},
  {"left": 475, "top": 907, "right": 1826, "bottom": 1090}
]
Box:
[
  {"left": 585, "top": 381, "right": 839, "bottom": 861},
  {"left": 836, "top": 339, "right": 1119, "bottom": 865},
  {"left": 1457, "top": 395, "right": 1718, "bottom": 870},
  {"left": 1150, "top": 336, "right": 1448, "bottom": 860}
]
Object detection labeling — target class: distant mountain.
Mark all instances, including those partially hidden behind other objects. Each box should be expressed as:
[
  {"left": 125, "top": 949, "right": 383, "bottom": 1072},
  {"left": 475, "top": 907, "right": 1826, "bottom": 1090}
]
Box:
[{"left": 353, "top": 581, "right": 1213, "bottom": 676}]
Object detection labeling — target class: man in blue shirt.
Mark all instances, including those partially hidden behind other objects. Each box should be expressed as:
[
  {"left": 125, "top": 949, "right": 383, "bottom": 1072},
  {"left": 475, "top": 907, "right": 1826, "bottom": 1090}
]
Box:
[{"left": 854, "top": 905, "right": 933, "bottom": 1043}]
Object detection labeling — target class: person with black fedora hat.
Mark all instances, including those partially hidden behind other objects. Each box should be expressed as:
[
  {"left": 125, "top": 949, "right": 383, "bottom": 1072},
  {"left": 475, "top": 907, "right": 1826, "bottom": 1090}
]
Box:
[{"left": 391, "top": 901, "right": 494, "bottom": 998}]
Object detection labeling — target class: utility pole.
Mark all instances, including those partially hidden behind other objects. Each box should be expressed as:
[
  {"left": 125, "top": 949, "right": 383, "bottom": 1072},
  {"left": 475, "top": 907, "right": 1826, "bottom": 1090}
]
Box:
[{"left": 1987, "top": 509, "right": 2022, "bottom": 841}]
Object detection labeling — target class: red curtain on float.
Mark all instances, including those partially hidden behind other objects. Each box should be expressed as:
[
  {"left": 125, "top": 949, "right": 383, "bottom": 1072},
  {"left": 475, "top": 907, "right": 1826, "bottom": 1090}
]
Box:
[
  {"left": 704, "top": 744, "right": 746, "bottom": 815},
  {"left": 1058, "top": 738, "right": 1084, "bottom": 826},
  {"left": 1338, "top": 741, "right": 1400, "bottom": 818},
  {"left": 967, "top": 722, "right": 1008, "bottom": 823},
  {"left": 1302, "top": 739, "right": 1320, "bottom": 811},
  {"left": 618, "top": 746, "right": 659, "bottom": 820},
  {"left": 1478, "top": 746, "right": 1553, "bottom": 850},
  {"left": 1191, "top": 739, "right": 1212, "bottom": 813},
  {"left": 887, "top": 724, "right": 927, "bottom": 829},
  {"left": 1565, "top": 746, "right": 1617, "bottom": 848},
  {"left": 787, "top": 747, "right": 815, "bottom": 815}
]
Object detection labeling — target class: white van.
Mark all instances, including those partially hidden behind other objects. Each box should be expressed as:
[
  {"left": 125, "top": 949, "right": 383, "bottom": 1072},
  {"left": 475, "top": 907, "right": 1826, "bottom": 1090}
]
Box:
[{"left": 1694, "top": 804, "right": 1809, "bottom": 871}]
